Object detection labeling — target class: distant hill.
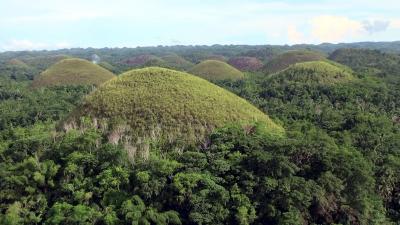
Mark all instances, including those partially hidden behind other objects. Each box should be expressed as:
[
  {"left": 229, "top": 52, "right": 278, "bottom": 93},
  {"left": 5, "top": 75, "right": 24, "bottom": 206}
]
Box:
[
  {"left": 122, "top": 54, "right": 166, "bottom": 67},
  {"left": 7, "top": 59, "right": 29, "bottom": 67},
  {"left": 0, "top": 58, "right": 38, "bottom": 80},
  {"left": 31, "top": 58, "right": 115, "bottom": 88},
  {"left": 1, "top": 41, "right": 400, "bottom": 73},
  {"left": 263, "top": 50, "right": 326, "bottom": 74},
  {"left": 23, "top": 55, "right": 70, "bottom": 72},
  {"left": 61, "top": 67, "right": 284, "bottom": 159},
  {"left": 161, "top": 54, "right": 194, "bottom": 70},
  {"left": 204, "top": 55, "right": 227, "bottom": 62},
  {"left": 268, "top": 61, "right": 354, "bottom": 84},
  {"left": 228, "top": 56, "right": 263, "bottom": 71},
  {"left": 329, "top": 48, "right": 400, "bottom": 79},
  {"left": 189, "top": 60, "right": 244, "bottom": 81}
]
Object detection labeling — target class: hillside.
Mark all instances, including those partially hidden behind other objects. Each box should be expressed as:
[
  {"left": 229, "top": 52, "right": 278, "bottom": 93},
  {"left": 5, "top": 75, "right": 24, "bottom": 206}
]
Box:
[
  {"left": 263, "top": 50, "right": 326, "bottom": 74},
  {"left": 31, "top": 58, "right": 116, "bottom": 88},
  {"left": 204, "top": 55, "right": 227, "bottom": 62},
  {"left": 189, "top": 60, "right": 244, "bottom": 81},
  {"left": 7, "top": 59, "right": 29, "bottom": 67},
  {"left": 62, "top": 67, "right": 284, "bottom": 159},
  {"left": 329, "top": 48, "right": 400, "bottom": 79},
  {"left": 122, "top": 54, "right": 166, "bottom": 67},
  {"left": 161, "top": 54, "right": 194, "bottom": 70},
  {"left": 228, "top": 56, "right": 263, "bottom": 71},
  {"left": 23, "top": 54, "right": 70, "bottom": 72},
  {"left": 0, "top": 59, "right": 38, "bottom": 80},
  {"left": 268, "top": 61, "right": 354, "bottom": 84}
]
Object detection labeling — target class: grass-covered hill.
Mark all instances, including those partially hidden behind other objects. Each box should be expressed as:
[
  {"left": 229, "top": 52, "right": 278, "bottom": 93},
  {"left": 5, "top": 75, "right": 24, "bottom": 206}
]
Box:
[
  {"left": 23, "top": 54, "right": 70, "bottom": 72},
  {"left": 161, "top": 54, "right": 194, "bottom": 70},
  {"left": 268, "top": 60, "right": 354, "bottom": 84},
  {"left": 31, "top": 58, "right": 116, "bottom": 88},
  {"left": 7, "top": 59, "right": 28, "bottom": 67},
  {"left": 62, "top": 67, "right": 284, "bottom": 159},
  {"left": 228, "top": 56, "right": 263, "bottom": 71},
  {"left": 263, "top": 50, "right": 326, "bottom": 74},
  {"left": 189, "top": 60, "right": 245, "bottom": 81},
  {"left": 204, "top": 54, "right": 227, "bottom": 62},
  {"left": 0, "top": 58, "right": 39, "bottom": 81},
  {"left": 329, "top": 48, "right": 400, "bottom": 79},
  {"left": 122, "top": 54, "right": 166, "bottom": 67}
]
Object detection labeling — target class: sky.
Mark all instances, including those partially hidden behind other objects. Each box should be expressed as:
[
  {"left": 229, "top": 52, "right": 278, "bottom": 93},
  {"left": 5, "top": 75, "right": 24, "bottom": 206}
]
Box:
[{"left": 0, "top": 0, "right": 400, "bottom": 51}]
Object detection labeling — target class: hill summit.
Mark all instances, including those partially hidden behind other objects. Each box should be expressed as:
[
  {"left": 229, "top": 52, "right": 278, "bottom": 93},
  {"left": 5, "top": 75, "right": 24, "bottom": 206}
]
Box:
[
  {"left": 31, "top": 58, "right": 116, "bottom": 88},
  {"left": 62, "top": 67, "right": 284, "bottom": 159},
  {"left": 228, "top": 56, "right": 263, "bottom": 71},
  {"left": 263, "top": 50, "right": 326, "bottom": 74},
  {"left": 269, "top": 61, "right": 354, "bottom": 84},
  {"left": 189, "top": 60, "right": 244, "bottom": 81}
]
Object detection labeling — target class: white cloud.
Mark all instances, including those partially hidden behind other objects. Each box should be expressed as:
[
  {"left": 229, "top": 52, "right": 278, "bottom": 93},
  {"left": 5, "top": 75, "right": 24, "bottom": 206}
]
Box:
[
  {"left": 0, "top": 40, "right": 70, "bottom": 51},
  {"left": 363, "top": 20, "right": 390, "bottom": 34},
  {"left": 390, "top": 19, "right": 400, "bottom": 29},
  {"left": 287, "top": 25, "right": 305, "bottom": 44},
  {"left": 310, "top": 15, "right": 364, "bottom": 43}
]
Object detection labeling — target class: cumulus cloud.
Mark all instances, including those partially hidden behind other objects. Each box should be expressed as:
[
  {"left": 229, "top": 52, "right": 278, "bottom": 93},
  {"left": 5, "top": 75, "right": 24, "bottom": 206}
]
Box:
[
  {"left": 0, "top": 40, "right": 70, "bottom": 51},
  {"left": 362, "top": 20, "right": 390, "bottom": 34},
  {"left": 390, "top": 19, "right": 400, "bottom": 29},
  {"left": 310, "top": 15, "right": 363, "bottom": 43},
  {"left": 287, "top": 25, "right": 305, "bottom": 44}
]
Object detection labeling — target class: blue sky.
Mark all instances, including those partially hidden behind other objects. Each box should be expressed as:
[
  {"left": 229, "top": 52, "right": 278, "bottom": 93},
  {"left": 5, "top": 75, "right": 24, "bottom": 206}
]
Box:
[{"left": 0, "top": 0, "right": 399, "bottom": 51}]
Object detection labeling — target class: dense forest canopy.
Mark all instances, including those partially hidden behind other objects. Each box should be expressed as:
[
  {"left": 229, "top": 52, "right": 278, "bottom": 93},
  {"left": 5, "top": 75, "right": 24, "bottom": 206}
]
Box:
[{"left": 0, "top": 42, "right": 400, "bottom": 224}]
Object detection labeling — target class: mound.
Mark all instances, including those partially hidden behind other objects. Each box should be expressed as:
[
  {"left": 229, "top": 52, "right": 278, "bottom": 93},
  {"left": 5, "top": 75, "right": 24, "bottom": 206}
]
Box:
[
  {"left": 0, "top": 59, "right": 38, "bottom": 80},
  {"left": 329, "top": 48, "right": 400, "bottom": 77},
  {"left": 228, "top": 56, "right": 263, "bottom": 71},
  {"left": 189, "top": 60, "right": 244, "bottom": 81},
  {"left": 161, "top": 54, "right": 194, "bottom": 70},
  {"left": 31, "top": 58, "right": 116, "bottom": 88},
  {"left": 269, "top": 61, "right": 354, "bottom": 84},
  {"left": 263, "top": 50, "right": 326, "bottom": 74},
  {"left": 23, "top": 55, "right": 70, "bottom": 71},
  {"left": 7, "top": 59, "right": 29, "bottom": 67},
  {"left": 123, "top": 55, "right": 166, "bottom": 67},
  {"left": 205, "top": 55, "right": 227, "bottom": 62},
  {"left": 98, "top": 61, "right": 116, "bottom": 72},
  {"left": 62, "top": 67, "right": 284, "bottom": 159}
]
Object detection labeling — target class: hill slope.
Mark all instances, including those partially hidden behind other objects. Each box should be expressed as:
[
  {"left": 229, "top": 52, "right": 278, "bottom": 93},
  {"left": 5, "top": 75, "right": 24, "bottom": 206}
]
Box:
[
  {"left": 123, "top": 54, "right": 166, "bottom": 67},
  {"left": 268, "top": 61, "right": 354, "bottom": 84},
  {"left": 0, "top": 59, "right": 38, "bottom": 80},
  {"left": 23, "top": 55, "right": 70, "bottom": 72},
  {"left": 189, "top": 60, "right": 244, "bottom": 81},
  {"left": 329, "top": 48, "right": 400, "bottom": 79},
  {"left": 62, "top": 67, "right": 284, "bottom": 159},
  {"left": 228, "top": 56, "right": 263, "bottom": 71},
  {"left": 161, "top": 54, "right": 194, "bottom": 70},
  {"left": 263, "top": 50, "right": 326, "bottom": 74},
  {"left": 31, "top": 58, "right": 116, "bottom": 88}
]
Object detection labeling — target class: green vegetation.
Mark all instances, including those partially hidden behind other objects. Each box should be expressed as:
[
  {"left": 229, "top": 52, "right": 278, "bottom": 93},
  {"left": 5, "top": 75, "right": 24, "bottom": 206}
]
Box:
[
  {"left": 263, "top": 50, "right": 326, "bottom": 74},
  {"left": 189, "top": 60, "right": 244, "bottom": 81},
  {"left": 268, "top": 61, "right": 354, "bottom": 84},
  {"left": 0, "top": 44, "right": 400, "bottom": 224},
  {"left": 0, "top": 78, "right": 92, "bottom": 129},
  {"left": 204, "top": 54, "right": 227, "bottom": 62},
  {"left": 23, "top": 55, "right": 70, "bottom": 72},
  {"left": 31, "top": 58, "right": 116, "bottom": 88},
  {"left": 329, "top": 48, "right": 400, "bottom": 82},
  {"left": 62, "top": 67, "right": 283, "bottom": 159},
  {"left": 98, "top": 61, "right": 117, "bottom": 73},
  {"left": 0, "top": 59, "right": 38, "bottom": 81},
  {"left": 122, "top": 54, "right": 166, "bottom": 67}
]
